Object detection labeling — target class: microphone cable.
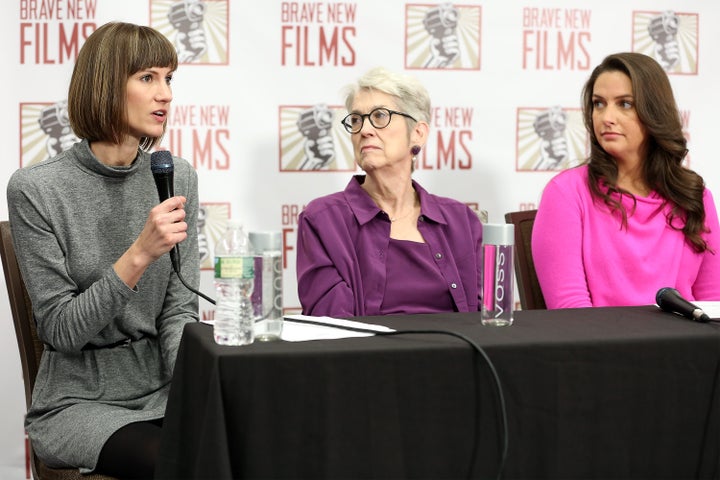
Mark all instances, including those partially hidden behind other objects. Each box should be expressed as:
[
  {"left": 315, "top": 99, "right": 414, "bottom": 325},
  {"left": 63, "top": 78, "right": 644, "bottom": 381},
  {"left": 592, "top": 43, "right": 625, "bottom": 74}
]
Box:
[
  {"left": 170, "top": 246, "right": 217, "bottom": 306},
  {"left": 285, "top": 317, "right": 509, "bottom": 480},
  {"left": 381, "top": 328, "right": 508, "bottom": 480}
]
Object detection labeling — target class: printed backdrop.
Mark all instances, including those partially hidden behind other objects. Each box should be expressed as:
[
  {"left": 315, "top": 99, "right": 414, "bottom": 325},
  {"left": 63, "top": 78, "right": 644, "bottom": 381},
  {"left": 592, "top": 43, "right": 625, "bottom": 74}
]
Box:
[{"left": 1, "top": 0, "right": 718, "bottom": 477}]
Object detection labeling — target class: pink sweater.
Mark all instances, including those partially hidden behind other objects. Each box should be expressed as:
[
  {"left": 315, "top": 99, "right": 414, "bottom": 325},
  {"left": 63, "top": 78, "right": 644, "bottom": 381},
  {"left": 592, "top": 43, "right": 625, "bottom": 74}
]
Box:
[{"left": 532, "top": 165, "right": 720, "bottom": 308}]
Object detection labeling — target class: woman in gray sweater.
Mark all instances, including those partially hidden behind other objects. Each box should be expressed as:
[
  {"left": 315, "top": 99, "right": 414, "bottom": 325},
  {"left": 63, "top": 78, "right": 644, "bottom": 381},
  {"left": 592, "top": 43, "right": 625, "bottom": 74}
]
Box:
[{"left": 6, "top": 22, "right": 199, "bottom": 478}]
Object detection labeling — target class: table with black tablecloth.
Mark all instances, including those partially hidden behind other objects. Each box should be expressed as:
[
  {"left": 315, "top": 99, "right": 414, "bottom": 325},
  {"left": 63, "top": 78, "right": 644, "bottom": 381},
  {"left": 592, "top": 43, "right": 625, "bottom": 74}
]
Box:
[{"left": 156, "top": 306, "right": 720, "bottom": 479}]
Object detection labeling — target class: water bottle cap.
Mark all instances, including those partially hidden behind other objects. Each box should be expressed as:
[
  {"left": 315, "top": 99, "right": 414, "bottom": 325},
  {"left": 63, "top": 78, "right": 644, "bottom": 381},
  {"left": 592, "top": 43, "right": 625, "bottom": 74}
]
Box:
[
  {"left": 249, "top": 231, "right": 282, "bottom": 252},
  {"left": 482, "top": 223, "right": 514, "bottom": 246}
]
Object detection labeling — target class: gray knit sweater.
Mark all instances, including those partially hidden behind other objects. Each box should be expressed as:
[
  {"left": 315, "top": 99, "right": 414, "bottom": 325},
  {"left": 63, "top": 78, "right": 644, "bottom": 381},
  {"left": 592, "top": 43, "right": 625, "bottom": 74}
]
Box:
[{"left": 6, "top": 139, "right": 200, "bottom": 472}]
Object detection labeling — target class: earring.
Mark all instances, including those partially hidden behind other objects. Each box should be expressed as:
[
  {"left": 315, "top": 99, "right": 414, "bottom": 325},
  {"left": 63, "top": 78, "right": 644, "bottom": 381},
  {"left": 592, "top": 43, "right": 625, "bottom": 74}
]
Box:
[{"left": 410, "top": 145, "right": 421, "bottom": 172}]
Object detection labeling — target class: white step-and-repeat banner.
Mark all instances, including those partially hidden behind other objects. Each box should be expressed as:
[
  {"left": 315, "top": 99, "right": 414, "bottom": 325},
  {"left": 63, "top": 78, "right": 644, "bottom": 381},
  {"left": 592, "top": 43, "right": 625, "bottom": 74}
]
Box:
[{"left": 1, "top": 0, "right": 717, "bottom": 477}]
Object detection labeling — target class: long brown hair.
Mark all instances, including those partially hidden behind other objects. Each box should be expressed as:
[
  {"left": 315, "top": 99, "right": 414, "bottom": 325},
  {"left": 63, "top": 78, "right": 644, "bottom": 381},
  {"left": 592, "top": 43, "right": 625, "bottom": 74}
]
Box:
[
  {"left": 581, "top": 52, "right": 708, "bottom": 252},
  {"left": 68, "top": 22, "right": 178, "bottom": 151}
]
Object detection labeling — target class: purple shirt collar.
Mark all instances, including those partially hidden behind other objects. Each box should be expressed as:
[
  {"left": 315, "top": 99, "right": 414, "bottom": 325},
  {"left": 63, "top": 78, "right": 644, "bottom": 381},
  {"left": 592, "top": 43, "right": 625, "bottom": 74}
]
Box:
[{"left": 342, "top": 175, "right": 448, "bottom": 226}]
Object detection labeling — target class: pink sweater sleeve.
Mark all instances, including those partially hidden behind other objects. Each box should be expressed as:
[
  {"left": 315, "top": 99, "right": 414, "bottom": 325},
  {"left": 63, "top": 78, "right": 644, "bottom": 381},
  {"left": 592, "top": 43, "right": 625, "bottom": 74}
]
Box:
[
  {"left": 532, "top": 174, "right": 593, "bottom": 309},
  {"left": 691, "top": 189, "right": 720, "bottom": 300}
]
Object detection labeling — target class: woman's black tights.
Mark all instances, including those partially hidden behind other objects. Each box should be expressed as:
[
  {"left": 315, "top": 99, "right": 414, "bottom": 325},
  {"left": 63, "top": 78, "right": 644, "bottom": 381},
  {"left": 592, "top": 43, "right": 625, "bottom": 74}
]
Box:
[{"left": 94, "top": 419, "right": 163, "bottom": 479}]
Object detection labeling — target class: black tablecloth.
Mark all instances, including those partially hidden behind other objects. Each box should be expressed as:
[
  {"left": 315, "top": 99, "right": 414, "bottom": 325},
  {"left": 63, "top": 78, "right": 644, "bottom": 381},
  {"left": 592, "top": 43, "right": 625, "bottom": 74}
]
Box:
[{"left": 156, "top": 306, "right": 720, "bottom": 479}]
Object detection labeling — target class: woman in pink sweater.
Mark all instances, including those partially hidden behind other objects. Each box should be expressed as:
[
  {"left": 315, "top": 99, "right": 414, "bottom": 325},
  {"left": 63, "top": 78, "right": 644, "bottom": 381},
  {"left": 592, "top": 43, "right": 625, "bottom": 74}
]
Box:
[{"left": 532, "top": 52, "right": 720, "bottom": 309}]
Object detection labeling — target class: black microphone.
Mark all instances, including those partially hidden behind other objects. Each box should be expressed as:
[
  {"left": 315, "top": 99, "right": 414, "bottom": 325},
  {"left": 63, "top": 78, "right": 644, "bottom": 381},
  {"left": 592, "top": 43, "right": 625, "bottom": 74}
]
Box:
[
  {"left": 656, "top": 287, "right": 710, "bottom": 323},
  {"left": 150, "top": 151, "right": 217, "bottom": 306},
  {"left": 150, "top": 150, "right": 180, "bottom": 273}
]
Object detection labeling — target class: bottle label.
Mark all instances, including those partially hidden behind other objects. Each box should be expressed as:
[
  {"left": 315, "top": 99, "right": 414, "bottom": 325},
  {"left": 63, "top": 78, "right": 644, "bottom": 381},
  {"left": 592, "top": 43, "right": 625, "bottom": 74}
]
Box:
[
  {"left": 481, "top": 243, "right": 514, "bottom": 326},
  {"left": 214, "top": 256, "right": 254, "bottom": 279}
]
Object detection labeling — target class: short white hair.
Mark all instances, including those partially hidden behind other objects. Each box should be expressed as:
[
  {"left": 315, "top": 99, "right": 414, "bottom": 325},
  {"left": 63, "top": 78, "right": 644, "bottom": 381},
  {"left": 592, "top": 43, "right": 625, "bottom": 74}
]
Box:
[{"left": 343, "top": 67, "right": 431, "bottom": 124}]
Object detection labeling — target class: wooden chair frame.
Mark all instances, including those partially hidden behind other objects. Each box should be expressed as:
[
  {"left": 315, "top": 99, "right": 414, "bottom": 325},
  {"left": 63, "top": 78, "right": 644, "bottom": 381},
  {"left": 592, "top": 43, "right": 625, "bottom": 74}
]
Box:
[
  {"left": 504, "top": 210, "right": 547, "bottom": 310},
  {"left": 0, "top": 220, "right": 115, "bottom": 480}
]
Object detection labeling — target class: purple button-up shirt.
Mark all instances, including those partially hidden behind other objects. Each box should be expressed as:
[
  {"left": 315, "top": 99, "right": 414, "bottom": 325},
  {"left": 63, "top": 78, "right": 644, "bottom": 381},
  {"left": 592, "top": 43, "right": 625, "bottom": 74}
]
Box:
[{"left": 296, "top": 175, "right": 483, "bottom": 317}]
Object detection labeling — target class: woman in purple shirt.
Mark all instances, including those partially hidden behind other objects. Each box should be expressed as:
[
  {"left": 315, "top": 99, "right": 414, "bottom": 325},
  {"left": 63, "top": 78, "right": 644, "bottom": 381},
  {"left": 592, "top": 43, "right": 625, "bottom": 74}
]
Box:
[
  {"left": 296, "top": 67, "right": 483, "bottom": 317},
  {"left": 533, "top": 52, "right": 720, "bottom": 308}
]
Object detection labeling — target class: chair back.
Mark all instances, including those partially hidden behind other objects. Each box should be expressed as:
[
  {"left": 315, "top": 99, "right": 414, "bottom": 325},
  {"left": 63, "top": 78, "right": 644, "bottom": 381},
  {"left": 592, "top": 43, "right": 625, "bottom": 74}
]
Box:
[
  {"left": 0, "top": 220, "right": 42, "bottom": 409},
  {"left": 0, "top": 220, "right": 117, "bottom": 480},
  {"left": 504, "top": 210, "right": 546, "bottom": 310}
]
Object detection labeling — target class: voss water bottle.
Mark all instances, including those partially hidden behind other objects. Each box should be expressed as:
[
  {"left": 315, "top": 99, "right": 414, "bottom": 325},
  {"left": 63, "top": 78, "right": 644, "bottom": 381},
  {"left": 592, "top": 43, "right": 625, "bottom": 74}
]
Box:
[
  {"left": 249, "top": 231, "right": 283, "bottom": 341},
  {"left": 481, "top": 223, "right": 515, "bottom": 326}
]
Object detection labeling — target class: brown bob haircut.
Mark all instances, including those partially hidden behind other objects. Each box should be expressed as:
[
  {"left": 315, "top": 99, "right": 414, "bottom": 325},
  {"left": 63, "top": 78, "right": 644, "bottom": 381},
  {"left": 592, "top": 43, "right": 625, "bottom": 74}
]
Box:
[{"left": 68, "top": 22, "right": 178, "bottom": 151}]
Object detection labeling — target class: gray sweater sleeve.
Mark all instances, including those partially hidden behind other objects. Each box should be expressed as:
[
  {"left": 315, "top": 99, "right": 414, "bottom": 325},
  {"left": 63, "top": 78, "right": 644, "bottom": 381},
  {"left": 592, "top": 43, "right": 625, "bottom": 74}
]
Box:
[{"left": 7, "top": 167, "right": 136, "bottom": 352}]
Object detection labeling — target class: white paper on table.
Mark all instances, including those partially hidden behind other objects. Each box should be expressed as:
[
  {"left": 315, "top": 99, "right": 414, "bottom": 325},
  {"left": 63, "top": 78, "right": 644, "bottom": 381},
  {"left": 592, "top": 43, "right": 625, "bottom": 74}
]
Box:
[
  {"left": 281, "top": 314, "right": 395, "bottom": 342},
  {"left": 694, "top": 301, "right": 720, "bottom": 319}
]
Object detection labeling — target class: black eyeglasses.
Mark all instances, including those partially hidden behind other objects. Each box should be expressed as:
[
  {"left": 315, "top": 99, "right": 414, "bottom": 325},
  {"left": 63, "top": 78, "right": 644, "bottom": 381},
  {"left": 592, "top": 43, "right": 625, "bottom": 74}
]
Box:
[{"left": 340, "top": 107, "right": 417, "bottom": 134}]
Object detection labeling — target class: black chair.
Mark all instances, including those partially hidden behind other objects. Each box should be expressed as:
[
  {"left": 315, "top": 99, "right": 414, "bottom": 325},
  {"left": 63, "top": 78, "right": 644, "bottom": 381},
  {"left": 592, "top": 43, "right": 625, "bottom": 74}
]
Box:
[
  {"left": 0, "top": 220, "right": 116, "bottom": 480},
  {"left": 504, "top": 210, "right": 546, "bottom": 310}
]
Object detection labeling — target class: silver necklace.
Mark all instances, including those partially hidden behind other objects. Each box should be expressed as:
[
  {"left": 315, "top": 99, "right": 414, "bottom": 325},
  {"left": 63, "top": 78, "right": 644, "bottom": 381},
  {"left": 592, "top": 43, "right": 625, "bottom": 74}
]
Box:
[{"left": 389, "top": 205, "right": 417, "bottom": 222}]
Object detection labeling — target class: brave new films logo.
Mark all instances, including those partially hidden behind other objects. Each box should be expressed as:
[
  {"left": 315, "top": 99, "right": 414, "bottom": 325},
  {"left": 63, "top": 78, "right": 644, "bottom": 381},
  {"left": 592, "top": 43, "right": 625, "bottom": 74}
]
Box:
[
  {"left": 19, "top": 0, "right": 98, "bottom": 64},
  {"left": 151, "top": 0, "right": 229, "bottom": 64},
  {"left": 278, "top": 104, "right": 355, "bottom": 171},
  {"left": 521, "top": 6, "right": 591, "bottom": 71},
  {"left": 633, "top": 10, "right": 698, "bottom": 74},
  {"left": 516, "top": 106, "right": 584, "bottom": 171},
  {"left": 197, "top": 202, "right": 231, "bottom": 270},
  {"left": 280, "top": 1, "right": 357, "bottom": 66},
  {"left": 162, "top": 103, "right": 231, "bottom": 170},
  {"left": 20, "top": 100, "right": 81, "bottom": 167},
  {"left": 405, "top": 3, "right": 481, "bottom": 70}
]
